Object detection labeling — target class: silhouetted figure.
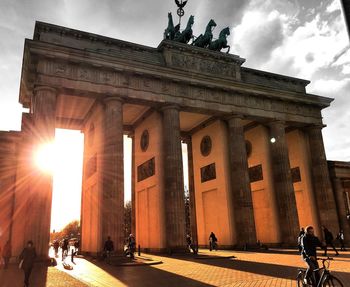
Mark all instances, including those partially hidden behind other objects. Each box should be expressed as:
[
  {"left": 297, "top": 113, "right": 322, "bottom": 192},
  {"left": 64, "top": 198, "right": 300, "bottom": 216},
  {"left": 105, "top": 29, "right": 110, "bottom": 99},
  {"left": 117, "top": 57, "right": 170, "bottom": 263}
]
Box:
[
  {"left": 74, "top": 239, "right": 80, "bottom": 254},
  {"left": 209, "top": 232, "right": 218, "bottom": 251},
  {"left": 186, "top": 234, "right": 197, "bottom": 254},
  {"left": 2, "top": 240, "right": 11, "bottom": 269},
  {"left": 19, "top": 240, "right": 37, "bottom": 287},
  {"left": 53, "top": 240, "right": 59, "bottom": 258},
  {"left": 62, "top": 237, "right": 69, "bottom": 260},
  {"left": 322, "top": 226, "right": 339, "bottom": 256},
  {"left": 103, "top": 236, "right": 114, "bottom": 259},
  {"left": 301, "top": 226, "right": 324, "bottom": 285},
  {"left": 127, "top": 234, "right": 136, "bottom": 259},
  {"left": 337, "top": 230, "right": 346, "bottom": 251}
]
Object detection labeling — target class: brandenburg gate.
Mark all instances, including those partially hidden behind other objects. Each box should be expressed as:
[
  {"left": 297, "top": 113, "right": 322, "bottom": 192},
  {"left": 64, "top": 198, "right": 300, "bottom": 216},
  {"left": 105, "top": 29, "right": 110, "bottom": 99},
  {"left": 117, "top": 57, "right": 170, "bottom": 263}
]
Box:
[{"left": 0, "top": 20, "right": 344, "bottom": 258}]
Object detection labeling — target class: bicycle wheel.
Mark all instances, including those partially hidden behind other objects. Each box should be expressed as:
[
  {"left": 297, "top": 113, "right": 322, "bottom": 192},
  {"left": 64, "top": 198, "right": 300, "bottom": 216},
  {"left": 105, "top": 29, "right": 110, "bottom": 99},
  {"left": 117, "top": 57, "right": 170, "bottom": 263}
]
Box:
[
  {"left": 322, "top": 275, "right": 344, "bottom": 287},
  {"left": 296, "top": 270, "right": 306, "bottom": 287}
]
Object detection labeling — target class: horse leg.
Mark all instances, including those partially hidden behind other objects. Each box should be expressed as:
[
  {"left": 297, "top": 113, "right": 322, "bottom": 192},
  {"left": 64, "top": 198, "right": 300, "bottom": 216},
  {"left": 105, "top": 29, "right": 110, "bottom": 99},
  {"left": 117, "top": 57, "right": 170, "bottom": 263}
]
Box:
[{"left": 226, "top": 45, "right": 230, "bottom": 54}]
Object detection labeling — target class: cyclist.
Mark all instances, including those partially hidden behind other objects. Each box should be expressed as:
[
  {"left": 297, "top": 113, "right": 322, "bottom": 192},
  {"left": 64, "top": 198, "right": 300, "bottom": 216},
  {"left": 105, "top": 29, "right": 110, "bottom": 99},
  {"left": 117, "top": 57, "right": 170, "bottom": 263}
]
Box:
[{"left": 301, "top": 225, "right": 325, "bottom": 285}]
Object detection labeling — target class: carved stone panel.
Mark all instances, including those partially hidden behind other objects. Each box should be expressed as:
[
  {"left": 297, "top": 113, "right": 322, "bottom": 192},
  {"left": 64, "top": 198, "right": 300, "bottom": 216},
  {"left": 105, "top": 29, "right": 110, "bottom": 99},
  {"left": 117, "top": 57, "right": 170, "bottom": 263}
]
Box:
[
  {"left": 249, "top": 164, "right": 263, "bottom": 183},
  {"left": 200, "top": 163, "right": 216, "bottom": 183},
  {"left": 137, "top": 157, "right": 155, "bottom": 182},
  {"left": 291, "top": 167, "right": 301, "bottom": 183}
]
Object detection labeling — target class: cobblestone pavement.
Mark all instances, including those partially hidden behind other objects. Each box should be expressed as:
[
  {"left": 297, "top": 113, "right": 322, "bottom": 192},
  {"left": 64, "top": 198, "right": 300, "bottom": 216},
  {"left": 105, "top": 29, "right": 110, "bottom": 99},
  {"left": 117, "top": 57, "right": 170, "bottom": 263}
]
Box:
[{"left": 1, "top": 249, "right": 350, "bottom": 286}]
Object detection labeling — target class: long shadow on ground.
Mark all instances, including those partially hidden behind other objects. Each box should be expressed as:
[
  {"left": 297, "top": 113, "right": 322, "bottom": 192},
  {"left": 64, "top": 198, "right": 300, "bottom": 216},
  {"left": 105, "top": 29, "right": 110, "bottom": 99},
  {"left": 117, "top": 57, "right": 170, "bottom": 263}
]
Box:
[{"left": 88, "top": 259, "right": 215, "bottom": 287}]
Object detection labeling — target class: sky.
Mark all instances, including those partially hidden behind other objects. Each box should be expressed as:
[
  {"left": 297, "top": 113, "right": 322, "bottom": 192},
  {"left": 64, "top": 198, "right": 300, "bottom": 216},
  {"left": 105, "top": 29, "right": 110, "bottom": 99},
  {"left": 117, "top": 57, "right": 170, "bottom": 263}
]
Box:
[{"left": 0, "top": 0, "right": 349, "bottom": 230}]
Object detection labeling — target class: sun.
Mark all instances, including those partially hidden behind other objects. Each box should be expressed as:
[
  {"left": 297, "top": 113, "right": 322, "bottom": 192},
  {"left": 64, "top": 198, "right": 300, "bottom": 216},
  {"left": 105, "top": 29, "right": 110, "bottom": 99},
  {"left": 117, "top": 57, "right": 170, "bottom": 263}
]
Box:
[{"left": 34, "top": 142, "right": 56, "bottom": 173}]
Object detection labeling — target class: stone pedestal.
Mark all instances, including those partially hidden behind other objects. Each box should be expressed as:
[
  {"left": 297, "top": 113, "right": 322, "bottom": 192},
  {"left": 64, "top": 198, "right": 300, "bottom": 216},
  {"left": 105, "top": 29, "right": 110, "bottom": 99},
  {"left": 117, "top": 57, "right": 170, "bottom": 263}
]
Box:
[
  {"left": 162, "top": 105, "right": 186, "bottom": 251},
  {"left": 31, "top": 86, "right": 57, "bottom": 258},
  {"left": 227, "top": 116, "right": 257, "bottom": 246},
  {"left": 102, "top": 97, "right": 124, "bottom": 253},
  {"left": 306, "top": 126, "right": 339, "bottom": 233},
  {"left": 269, "top": 121, "right": 299, "bottom": 244}
]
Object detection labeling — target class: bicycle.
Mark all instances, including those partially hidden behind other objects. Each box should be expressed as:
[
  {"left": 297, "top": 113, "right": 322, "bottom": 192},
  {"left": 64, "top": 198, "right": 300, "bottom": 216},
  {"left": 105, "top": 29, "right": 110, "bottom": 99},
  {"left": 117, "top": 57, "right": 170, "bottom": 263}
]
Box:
[{"left": 297, "top": 257, "right": 343, "bottom": 286}]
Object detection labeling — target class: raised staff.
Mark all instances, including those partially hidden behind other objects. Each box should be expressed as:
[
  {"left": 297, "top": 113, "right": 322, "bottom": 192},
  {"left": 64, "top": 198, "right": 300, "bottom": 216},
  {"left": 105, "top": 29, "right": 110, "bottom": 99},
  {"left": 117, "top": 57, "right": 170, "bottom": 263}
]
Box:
[{"left": 175, "top": 0, "right": 188, "bottom": 26}]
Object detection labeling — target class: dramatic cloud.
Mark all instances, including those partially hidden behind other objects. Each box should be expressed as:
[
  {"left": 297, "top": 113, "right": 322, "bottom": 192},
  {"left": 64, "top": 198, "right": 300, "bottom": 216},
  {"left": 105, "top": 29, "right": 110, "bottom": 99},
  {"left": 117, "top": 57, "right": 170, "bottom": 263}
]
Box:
[{"left": 0, "top": 0, "right": 349, "bottom": 161}]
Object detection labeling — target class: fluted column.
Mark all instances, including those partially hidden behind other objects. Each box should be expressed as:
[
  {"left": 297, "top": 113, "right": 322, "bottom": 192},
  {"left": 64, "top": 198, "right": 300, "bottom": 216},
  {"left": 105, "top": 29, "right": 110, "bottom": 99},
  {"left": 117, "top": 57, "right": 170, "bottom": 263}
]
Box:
[
  {"left": 331, "top": 177, "right": 350, "bottom": 242},
  {"left": 102, "top": 97, "right": 124, "bottom": 253},
  {"left": 31, "top": 86, "right": 57, "bottom": 258},
  {"left": 227, "top": 116, "right": 257, "bottom": 246},
  {"left": 269, "top": 121, "right": 299, "bottom": 244},
  {"left": 306, "top": 126, "right": 339, "bottom": 232},
  {"left": 162, "top": 105, "right": 186, "bottom": 251}
]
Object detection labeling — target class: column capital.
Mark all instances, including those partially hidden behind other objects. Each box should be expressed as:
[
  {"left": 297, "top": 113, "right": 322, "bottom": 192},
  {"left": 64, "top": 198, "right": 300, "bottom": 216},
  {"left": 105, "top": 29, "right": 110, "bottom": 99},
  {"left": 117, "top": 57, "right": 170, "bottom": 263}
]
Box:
[
  {"left": 33, "top": 85, "right": 58, "bottom": 95},
  {"left": 160, "top": 104, "right": 180, "bottom": 112},
  {"left": 267, "top": 120, "right": 286, "bottom": 128},
  {"left": 103, "top": 96, "right": 124, "bottom": 104}
]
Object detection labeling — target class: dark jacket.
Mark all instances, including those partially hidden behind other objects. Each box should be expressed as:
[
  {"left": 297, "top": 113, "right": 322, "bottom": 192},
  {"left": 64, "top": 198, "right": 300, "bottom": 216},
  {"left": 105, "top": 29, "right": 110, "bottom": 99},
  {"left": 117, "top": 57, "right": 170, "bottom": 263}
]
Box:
[
  {"left": 324, "top": 229, "right": 334, "bottom": 244},
  {"left": 301, "top": 234, "right": 323, "bottom": 258},
  {"left": 104, "top": 240, "right": 114, "bottom": 252},
  {"left": 19, "top": 247, "right": 37, "bottom": 270}
]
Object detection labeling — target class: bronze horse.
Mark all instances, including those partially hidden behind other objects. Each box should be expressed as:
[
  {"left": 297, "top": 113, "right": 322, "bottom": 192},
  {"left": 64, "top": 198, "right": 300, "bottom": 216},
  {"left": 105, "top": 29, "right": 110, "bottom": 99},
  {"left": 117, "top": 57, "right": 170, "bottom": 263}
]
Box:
[
  {"left": 192, "top": 19, "right": 217, "bottom": 48},
  {"left": 209, "top": 27, "right": 230, "bottom": 53},
  {"left": 174, "top": 15, "right": 194, "bottom": 44},
  {"left": 164, "top": 12, "right": 180, "bottom": 40}
]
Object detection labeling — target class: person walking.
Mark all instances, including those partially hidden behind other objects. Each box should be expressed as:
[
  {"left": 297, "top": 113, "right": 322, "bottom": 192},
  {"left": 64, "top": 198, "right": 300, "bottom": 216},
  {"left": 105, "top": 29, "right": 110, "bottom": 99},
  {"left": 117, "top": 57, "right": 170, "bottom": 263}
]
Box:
[
  {"left": 61, "top": 237, "right": 69, "bottom": 260},
  {"left": 186, "top": 234, "right": 197, "bottom": 254},
  {"left": 209, "top": 232, "right": 218, "bottom": 251},
  {"left": 2, "top": 240, "right": 11, "bottom": 269},
  {"left": 127, "top": 234, "right": 136, "bottom": 259},
  {"left": 19, "top": 240, "right": 37, "bottom": 287},
  {"left": 322, "top": 226, "right": 339, "bottom": 256},
  {"left": 103, "top": 236, "right": 114, "bottom": 260},
  {"left": 337, "top": 230, "right": 346, "bottom": 251},
  {"left": 53, "top": 240, "right": 59, "bottom": 258}
]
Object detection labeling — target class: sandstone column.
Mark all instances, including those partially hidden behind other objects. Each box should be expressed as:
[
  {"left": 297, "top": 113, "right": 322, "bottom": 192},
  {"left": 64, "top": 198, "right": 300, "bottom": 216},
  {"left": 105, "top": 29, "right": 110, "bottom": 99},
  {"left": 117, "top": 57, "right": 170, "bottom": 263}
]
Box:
[
  {"left": 162, "top": 105, "right": 186, "bottom": 251},
  {"left": 269, "top": 121, "right": 299, "bottom": 244},
  {"left": 102, "top": 97, "right": 124, "bottom": 253},
  {"left": 227, "top": 116, "right": 257, "bottom": 246},
  {"left": 183, "top": 136, "right": 198, "bottom": 247},
  {"left": 330, "top": 177, "right": 350, "bottom": 242},
  {"left": 31, "top": 86, "right": 57, "bottom": 258},
  {"left": 306, "top": 126, "right": 339, "bottom": 232}
]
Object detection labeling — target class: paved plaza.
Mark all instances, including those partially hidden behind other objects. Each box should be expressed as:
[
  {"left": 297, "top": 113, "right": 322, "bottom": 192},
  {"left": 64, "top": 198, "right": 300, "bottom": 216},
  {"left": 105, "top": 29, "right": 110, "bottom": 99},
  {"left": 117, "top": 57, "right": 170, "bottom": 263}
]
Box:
[{"left": 1, "top": 249, "right": 350, "bottom": 286}]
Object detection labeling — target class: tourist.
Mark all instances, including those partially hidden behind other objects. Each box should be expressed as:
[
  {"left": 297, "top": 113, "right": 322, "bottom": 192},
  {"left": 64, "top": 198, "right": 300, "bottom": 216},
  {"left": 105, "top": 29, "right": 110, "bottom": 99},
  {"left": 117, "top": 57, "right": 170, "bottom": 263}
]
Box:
[
  {"left": 336, "top": 230, "right": 346, "bottom": 251},
  {"left": 127, "top": 234, "right": 136, "bottom": 259},
  {"left": 61, "top": 237, "right": 69, "bottom": 260},
  {"left": 321, "top": 226, "right": 339, "bottom": 256},
  {"left": 2, "top": 240, "right": 11, "bottom": 269},
  {"left": 103, "top": 236, "right": 114, "bottom": 259},
  {"left": 300, "top": 226, "right": 324, "bottom": 285},
  {"left": 53, "top": 240, "right": 59, "bottom": 258},
  {"left": 209, "top": 232, "right": 218, "bottom": 251},
  {"left": 71, "top": 239, "right": 80, "bottom": 264},
  {"left": 186, "top": 234, "right": 196, "bottom": 254},
  {"left": 19, "top": 240, "right": 37, "bottom": 287}
]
